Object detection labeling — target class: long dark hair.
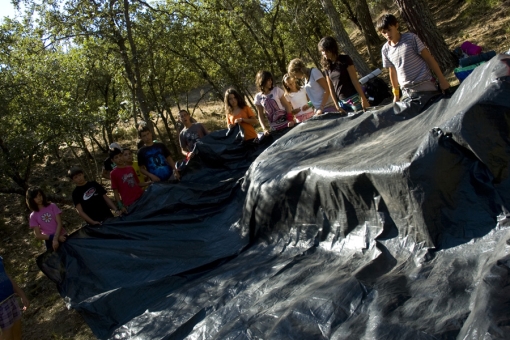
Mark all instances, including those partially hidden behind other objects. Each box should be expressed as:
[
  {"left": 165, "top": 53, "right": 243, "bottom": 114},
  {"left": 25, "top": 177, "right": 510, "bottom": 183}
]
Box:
[
  {"left": 224, "top": 88, "right": 247, "bottom": 114},
  {"left": 255, "top": 70, "right": 274, "bottom": 92},
  {"left": 318, "top": 36, "right": 340, "bottom": 71},
  {"left": 26, "top": 187, "right": 49, "bottom": 212}
]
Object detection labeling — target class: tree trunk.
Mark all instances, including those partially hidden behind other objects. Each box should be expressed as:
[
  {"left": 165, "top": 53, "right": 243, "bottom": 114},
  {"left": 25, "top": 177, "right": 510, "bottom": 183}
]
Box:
[
  {"left": 355, "top": 0, "right": 381, "bottom": 47},
  {"left": 122, "top": 0, "right": 154, "bottom": 135},
  {"left": 355, "top": 0, "right": 382, "bottom": 66},
  {"left": 394, "top": 0, "right": 457, "bottom": 73},
  {"left": 320, "top": 0, "right": 371, "bottom": 76}
]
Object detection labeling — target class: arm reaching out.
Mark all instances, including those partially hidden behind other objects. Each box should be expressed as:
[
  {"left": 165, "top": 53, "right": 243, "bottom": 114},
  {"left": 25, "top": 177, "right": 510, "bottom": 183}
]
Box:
[{"left": 420, "top": 49, "right": 450, "bottom": 92}]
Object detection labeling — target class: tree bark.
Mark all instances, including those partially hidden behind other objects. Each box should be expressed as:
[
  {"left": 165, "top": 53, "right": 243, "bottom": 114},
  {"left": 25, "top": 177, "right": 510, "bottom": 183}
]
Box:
[
  {"left": 355, "top": 0, "right": 382, "bottom": 66},
  {"left": 122, "top": 0, "right": 155, "bottom": 134},
  {"left": 320, "top": 0, "right": 371, "bottom": 76},
  {"left": 394, "top": 0, "right": 457, "bottom": 73}
]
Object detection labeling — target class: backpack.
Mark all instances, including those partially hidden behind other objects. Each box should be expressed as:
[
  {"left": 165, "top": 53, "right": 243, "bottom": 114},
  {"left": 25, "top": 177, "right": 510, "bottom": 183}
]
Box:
[{"left": 364, "top": 77, "right": 391, "bottom": 106}]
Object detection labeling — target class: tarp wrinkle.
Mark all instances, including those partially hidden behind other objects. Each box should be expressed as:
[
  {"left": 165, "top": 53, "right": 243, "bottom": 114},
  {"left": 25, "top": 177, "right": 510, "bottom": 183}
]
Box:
[{"left": 39, "top": 55, "right": 510, "bottom": 339}]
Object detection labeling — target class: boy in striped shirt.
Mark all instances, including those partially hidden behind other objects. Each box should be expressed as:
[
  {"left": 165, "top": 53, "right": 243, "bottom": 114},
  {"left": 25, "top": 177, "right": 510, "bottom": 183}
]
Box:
[{"left": 376, "top": 13, "right": 450, "bottom": 102}]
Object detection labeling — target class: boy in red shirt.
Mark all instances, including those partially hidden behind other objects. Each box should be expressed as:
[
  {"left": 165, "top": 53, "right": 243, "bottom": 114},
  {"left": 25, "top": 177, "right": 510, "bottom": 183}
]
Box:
[{"left": 109, "top": 148, "right": 149, "bottom": 210}]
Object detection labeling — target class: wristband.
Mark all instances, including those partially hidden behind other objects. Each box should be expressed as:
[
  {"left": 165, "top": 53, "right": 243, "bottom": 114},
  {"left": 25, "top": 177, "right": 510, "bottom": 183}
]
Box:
[
  {"left": 392, "top": 87, "right": 400, "bottom": 96},
  {"left": 117, "top": 201, "right": 124, "bottom": 209},
  {"left": 287, "top": 112, "right": 294, "bottom": 121},
  {"left": 307, "top": 101, "right": 313, "bottom": 108}
]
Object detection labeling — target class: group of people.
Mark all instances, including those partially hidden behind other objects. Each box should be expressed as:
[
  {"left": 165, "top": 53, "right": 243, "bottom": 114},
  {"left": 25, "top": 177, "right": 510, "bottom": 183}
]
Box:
[
  {"left": 1, "top": 13, "right": 452, "bottom": 339},
  {"left": 227, "top": 14, "right": 450, "bottom": 141}
]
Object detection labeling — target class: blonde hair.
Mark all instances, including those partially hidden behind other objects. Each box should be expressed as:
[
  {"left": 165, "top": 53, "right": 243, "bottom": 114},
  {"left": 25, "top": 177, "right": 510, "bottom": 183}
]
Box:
[{"left": 287, "top": 58, "right": 308, "bottom": 78}]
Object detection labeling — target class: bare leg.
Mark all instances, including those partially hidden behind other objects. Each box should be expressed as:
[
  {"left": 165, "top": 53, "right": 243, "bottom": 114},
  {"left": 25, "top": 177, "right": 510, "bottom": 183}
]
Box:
[{"left": 1, "top": 319, "right": 22, "bottom": 340}]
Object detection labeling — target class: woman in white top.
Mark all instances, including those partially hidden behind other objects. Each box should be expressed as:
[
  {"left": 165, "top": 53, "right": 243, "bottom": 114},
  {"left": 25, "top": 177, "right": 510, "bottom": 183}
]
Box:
[
  {"left": 254, "top": 70, "right": 295, "bottom": 134},
  {"left": 282, "top": 74, "right": 314, "bottom": 123},
  {"left": 287, "top": 58, "right": 341, "bottom": 115}
]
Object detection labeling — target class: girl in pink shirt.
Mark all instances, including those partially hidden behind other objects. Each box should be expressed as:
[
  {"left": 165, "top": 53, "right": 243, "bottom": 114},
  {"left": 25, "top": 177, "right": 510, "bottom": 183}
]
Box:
[{"left": 26, "top": 187, "right": 67, "bottom": 252}]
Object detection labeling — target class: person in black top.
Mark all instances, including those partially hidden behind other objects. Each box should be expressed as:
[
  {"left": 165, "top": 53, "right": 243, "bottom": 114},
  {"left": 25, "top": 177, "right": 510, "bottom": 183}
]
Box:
[
  {"left": 318, "top": 36, "right": 370, "bottom": 112},
  {"left": 68, "top": 167, "right": 119, "bottom": 225}
]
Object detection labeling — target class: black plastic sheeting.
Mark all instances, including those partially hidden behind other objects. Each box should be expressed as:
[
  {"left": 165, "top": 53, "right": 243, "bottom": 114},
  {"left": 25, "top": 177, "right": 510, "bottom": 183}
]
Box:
[{"left": 39, "top": 55, "right": 510, "bottom": 339}]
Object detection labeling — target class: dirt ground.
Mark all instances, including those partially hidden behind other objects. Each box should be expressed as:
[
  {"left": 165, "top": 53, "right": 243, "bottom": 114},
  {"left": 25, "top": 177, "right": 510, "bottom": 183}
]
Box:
[{"left": 0, "top": 1, "right": 509, "bottom": 339}]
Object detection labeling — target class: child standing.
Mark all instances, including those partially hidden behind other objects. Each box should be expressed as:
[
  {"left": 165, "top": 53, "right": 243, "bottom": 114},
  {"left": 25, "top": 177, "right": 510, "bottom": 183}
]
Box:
[
  {"left": 318, "top": 36, "right": 370, "bottom": 112},
  {"left": 282, "top": 74, "right": 314, "bottom": 123},
  {"left": 109, "top": 148, "right": 148, "bottom": 210},
  {"left": 69, "top": 167, "right": 119, "bottom": 225},
  {"left": 0, "top": 256, "right": 29, "bottom": 340},
  {"left": 224, "top": 88, "right": 259, "bottom": 141},
  {"left": 287, "top": 59, "right": 336, "bottom": 115},
  {"left": 122, "top": 148, "right": 146, "bottom": 185},
  {"left": 26, "top": 187, "right": 67, "bottom": 252},
  {"left": 254, "top": 70, "right": 295, "bottom": 135},
  {"left": 376, "top": 13, "right": 450, "bottom": 102}
]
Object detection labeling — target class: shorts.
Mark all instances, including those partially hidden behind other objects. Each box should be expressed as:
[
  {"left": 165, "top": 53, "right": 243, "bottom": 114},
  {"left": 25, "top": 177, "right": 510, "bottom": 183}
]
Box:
[
  {"left": 0, "top": 295, "right": 21, "bottom": 330},
  {"left": 401, "top": 80, "right": 438, "bottom": 98}
]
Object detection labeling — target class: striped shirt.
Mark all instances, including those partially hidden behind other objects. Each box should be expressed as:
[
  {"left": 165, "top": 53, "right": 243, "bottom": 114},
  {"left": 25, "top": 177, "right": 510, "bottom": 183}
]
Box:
[{"left": 382, "top": 32, "right": 433, "bottom": 88}]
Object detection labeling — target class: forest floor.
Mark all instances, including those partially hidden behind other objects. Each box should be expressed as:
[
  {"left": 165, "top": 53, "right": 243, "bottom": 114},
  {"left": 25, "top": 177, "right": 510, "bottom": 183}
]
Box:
[{"left": 0, "top": 1, "right": 509, "bottom": 339}]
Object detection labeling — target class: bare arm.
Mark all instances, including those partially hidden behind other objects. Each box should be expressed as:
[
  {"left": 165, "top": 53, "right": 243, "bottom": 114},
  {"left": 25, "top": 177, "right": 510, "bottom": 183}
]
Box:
[
  {"left": 113, "top": 188, "right": 121, "bottom": 206},
  {"left": 140, "top": 165, "right": 160, "bottom": 182},
  {"left": 420, "top": 49, "right": 450, "bottom": 91},
  {"left": 316, "top": 77, "right": 332, "bottom": 115},
  {"left": 32, "top": 226, "right": 50, "bottom": 241},
  {"left": 234, "top": 117, "right": 258, "bottom": 126},
  {"left": 347, "top": 65, "right": 370, "bottom": 110},
  {"left": 103, "top": 194, "right": 117, "bottom": 211},
  {"left": 388, "top": 66, "right": 400, "bottom": 102},
  {"left": 103, "top": 194, "right": 124, "bottom": 215},
  {"left": 325, "top": 75, "right": 341, "bottom": 111},
  {"left": 52, "top": 213, "right": 64, "bottom": 250},
  {"left": 279, "top": 95, "right": 295, "bottom": 127},
  {"left": 166, "top": 155, "right": 180, "bottom": 180},
  {"left": 76, "top": 203, "right": 101, "bottom": 225},
  {"left": 256, "top": 104, "right": 269, "bottom": 133},
  {"left": 8, "top": 274, "right": 29, "bottom": 310}
]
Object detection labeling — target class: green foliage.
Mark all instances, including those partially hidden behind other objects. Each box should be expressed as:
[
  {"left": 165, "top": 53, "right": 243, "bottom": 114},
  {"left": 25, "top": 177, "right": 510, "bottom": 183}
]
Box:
[{"left": 0, "top": 0, "right": 343, "bottom": 193}]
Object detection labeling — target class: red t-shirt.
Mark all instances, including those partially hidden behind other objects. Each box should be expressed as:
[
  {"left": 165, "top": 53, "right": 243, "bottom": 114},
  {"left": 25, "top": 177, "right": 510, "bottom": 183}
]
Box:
[{"left": 110, "top": 166, "right": 143, "bottom": 206}]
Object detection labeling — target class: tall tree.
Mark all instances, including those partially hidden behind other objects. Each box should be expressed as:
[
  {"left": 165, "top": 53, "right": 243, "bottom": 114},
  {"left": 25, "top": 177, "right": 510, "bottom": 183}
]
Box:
[
  {"left": 394, "top": 0, "right": 457, "bottom": 72},
  {"left": 320, "top": 0, "right": 371, "bottom": 75},
  {"left": 338, "top": 0, "right": 382, "bottom": 65}
]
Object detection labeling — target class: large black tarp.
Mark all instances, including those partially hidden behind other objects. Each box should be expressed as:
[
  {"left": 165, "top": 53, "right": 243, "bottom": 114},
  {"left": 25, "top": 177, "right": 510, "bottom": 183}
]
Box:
[{"left": 39, "top": 55, "right": 510, "bottom": 340}]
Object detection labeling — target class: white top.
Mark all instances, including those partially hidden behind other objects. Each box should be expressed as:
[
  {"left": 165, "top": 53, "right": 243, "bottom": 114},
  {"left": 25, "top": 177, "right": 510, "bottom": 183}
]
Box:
[
  {"left": 254, "top": 87, "right": 289, "bottom": 131},
  {"left": 285, "top": 88, "right": 313, "bottom": 119},
  {"left": 304, "top": 68, "right": 334, "bottom": 108}
]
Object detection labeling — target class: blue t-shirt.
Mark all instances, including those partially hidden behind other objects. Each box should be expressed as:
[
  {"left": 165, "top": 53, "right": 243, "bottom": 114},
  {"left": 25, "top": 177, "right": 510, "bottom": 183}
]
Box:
[
  {"left": 0, "top": 257, "right": 14, "bottom": 302},
  {"left": 137, "top": 143, "right": 173, "bottom": 181}
]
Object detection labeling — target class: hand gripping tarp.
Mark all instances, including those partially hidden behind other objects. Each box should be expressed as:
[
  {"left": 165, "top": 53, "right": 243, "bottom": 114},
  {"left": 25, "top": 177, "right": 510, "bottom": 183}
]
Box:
[{"left": 39, "top": 55, "right": 510, "bottom": 339}]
